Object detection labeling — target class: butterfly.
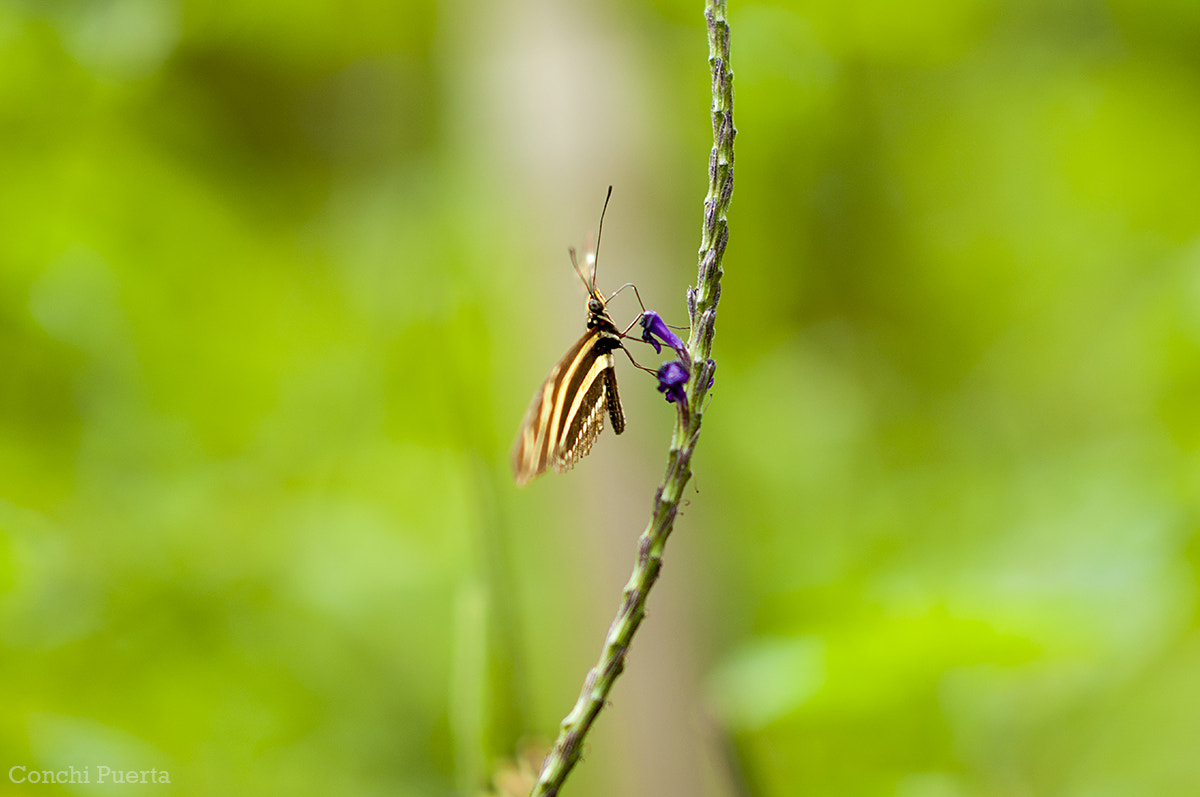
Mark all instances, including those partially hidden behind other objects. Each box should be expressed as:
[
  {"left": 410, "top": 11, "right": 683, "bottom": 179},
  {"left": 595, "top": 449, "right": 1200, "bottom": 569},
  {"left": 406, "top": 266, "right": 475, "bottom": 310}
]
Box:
[{"left": 511, "top": 188, "right": 641, "bottom": 486}]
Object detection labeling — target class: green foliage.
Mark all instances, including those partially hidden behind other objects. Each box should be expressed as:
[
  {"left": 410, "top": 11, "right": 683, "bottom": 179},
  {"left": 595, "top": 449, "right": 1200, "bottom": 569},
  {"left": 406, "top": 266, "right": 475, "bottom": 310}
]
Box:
[{"left": 1, "top": 1, "right": 1198, "bottom": 796}]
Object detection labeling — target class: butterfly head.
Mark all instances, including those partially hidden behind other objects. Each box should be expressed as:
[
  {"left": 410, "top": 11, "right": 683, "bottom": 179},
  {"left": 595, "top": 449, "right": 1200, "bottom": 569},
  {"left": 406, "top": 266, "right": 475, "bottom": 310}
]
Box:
[{"left": 586, "top": 293, "right": 615, "bottom": 330}]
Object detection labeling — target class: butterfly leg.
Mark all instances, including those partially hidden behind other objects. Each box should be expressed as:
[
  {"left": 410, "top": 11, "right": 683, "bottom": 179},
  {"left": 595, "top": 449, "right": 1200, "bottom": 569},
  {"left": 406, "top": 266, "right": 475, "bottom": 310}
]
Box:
[{"left": 617, "top": 343, "right": 660, "bottom": 375}]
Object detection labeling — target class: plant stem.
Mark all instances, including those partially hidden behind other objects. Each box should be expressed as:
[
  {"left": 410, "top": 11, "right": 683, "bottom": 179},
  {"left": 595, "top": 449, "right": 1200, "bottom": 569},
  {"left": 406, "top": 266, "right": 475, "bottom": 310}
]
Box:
[{"left": 529, "top": 2, "right": 734, "bottom": 795}]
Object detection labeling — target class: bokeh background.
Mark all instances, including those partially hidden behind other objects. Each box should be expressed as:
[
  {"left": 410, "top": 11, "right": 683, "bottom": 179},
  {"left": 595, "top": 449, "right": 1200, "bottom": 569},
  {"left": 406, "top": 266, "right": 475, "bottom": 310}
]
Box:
[{"left": 3, "top": 0, "right": 1200, "bottom": 795}]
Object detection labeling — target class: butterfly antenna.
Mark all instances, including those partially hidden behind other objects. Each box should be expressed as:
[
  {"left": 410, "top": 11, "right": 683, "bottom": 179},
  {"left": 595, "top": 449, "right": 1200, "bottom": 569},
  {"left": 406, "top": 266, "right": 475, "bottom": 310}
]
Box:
[
  {"left": 569, "top": 246, "right": 591, "bottom": 293},
  {"left": 591, "top": 185, "right": 614, "bottom": 295}
]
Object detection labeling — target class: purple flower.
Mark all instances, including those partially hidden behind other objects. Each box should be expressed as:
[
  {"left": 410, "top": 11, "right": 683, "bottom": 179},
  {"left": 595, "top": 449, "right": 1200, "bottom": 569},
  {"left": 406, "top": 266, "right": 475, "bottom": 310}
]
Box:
[
  {"left": 640, "top": 312, "right": 688, "bottom": 361},
  {"left": 656, "top": 360, "right": 689, "bottom": 404}
]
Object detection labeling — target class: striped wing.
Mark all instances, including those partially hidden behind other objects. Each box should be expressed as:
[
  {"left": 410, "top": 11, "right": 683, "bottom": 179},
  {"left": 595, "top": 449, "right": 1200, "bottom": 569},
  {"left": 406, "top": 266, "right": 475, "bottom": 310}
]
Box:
[{"left": 511, "top": 328, "right": 622, "bottom": 486}]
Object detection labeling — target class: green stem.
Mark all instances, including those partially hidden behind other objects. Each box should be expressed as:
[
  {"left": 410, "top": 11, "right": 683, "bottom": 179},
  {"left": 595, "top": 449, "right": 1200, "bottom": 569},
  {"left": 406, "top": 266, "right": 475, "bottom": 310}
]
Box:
[{"left": 528, "top": 2, "right": 734, "bottom": 795}]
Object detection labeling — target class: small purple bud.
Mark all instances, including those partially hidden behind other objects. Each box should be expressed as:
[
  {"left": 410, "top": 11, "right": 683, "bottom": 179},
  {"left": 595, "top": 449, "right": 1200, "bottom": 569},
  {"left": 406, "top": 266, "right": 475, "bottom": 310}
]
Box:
[
  {"left": 640, "top": 312, "right": 688, "bottom": 360},
  {"left": 656, "top": 360, "right": 689, "bottom": 404}
]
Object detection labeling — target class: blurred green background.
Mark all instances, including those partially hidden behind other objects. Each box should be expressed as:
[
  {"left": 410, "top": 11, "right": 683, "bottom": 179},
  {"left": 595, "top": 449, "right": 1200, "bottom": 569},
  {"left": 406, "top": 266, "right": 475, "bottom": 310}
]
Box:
[{"left": 3, "top": 0, "right": 1199, "bottom": 795}]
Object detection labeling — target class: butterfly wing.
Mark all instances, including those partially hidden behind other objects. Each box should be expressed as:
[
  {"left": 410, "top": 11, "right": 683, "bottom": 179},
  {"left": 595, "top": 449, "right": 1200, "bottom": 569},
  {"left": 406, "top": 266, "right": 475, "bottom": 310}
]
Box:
[
  {"left": 552, "top": 363, "right": 609, "bottom": 474},
  {"left": 511, "top": 328, "right": 622, "bottom": 486}
]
